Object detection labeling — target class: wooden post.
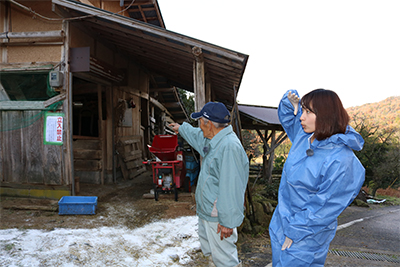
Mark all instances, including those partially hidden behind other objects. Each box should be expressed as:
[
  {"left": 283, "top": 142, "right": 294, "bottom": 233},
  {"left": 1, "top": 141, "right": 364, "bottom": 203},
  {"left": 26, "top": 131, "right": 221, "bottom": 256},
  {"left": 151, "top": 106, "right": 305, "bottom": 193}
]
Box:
[
  {"left": 192, "top": 47, "right": 206, "bottom": 112},
  {"left": 206, "top": 82, "right": 212, "bottom": 102},
  {"left": 160, "top": 111, "right": 166, "bottom": 134},
  {"left": 98, "top": 85, "right": 105, "bottom": 185},
  {"left": 75, "top": 176, "right": 80, "bottom": 194},
  {"left": 62, "top": 20, "right": 75, "bottom": 195},
  {"left": 268, "top": 130, "right": 276, "bottom": 183},
  {"left": 106, "top": 87, "right": 114, "bottom": 182},
  {"left": 231, "top": 85, "right": 243, "bottom": 140},
  {"left": 262, "top": 130, "right": 269, "bottom": 181},
  {"left": 141, "top": 97, "right": 150, "bottom": 159}
]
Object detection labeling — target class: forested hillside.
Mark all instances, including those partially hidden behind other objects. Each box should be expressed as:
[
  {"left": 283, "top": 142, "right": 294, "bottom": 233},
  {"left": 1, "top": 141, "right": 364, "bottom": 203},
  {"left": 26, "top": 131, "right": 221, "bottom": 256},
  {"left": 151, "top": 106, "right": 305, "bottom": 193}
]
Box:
[
  {"left": 244, "top": 95, "right": 400, "bottom": 197},
  {"left": 245, "top": 95, "right": 400, "bottom": 164},
  {"left": 347, "top": 96, "right": 400, "bottom": 132}
]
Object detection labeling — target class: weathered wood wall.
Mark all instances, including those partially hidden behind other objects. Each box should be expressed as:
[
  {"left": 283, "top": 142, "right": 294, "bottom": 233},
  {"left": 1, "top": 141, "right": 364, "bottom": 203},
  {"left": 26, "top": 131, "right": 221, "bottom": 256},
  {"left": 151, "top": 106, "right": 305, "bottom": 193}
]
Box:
[
  {"left": 3, "top": 1, "right": 63, "bottom": 63},
  {"left": 0, "top": 110, "right": 64, "bottom": 185},
  {"left": 1, "top": 1, "right": 152, "bottom": 188},
  {"left": 69, "top": 22, "right": 150, "bottom": 183},
  {"left": 0, "top": 1, "right": 65, "bottom": 187},
  {"left": 73, "top": 138, "right": 103, "bottom": 184}
]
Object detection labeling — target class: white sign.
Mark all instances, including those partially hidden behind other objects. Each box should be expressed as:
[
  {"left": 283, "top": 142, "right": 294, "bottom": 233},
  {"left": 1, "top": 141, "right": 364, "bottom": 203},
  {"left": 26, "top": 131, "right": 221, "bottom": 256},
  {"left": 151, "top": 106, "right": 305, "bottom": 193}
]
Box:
[{"left": 44, "top": 112, "right": 64, "bottom": 145}]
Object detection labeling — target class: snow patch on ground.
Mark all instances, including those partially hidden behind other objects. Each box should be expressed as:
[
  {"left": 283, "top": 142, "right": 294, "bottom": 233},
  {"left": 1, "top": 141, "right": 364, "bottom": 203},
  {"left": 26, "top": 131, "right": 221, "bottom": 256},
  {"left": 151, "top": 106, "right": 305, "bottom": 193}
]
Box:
[{"left": 0, "top": 216, "right": 199, "bottom": 267}]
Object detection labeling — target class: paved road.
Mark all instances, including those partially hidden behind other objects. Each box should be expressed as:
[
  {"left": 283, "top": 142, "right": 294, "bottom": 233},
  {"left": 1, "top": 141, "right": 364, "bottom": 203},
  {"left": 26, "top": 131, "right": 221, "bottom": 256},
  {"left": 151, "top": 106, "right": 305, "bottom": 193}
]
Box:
[
  {"left": 325, "top": 204, "right": 400, "bottom": 266},
  {"left": 246, "top": 205, "right": 400, "bottom": 267}
]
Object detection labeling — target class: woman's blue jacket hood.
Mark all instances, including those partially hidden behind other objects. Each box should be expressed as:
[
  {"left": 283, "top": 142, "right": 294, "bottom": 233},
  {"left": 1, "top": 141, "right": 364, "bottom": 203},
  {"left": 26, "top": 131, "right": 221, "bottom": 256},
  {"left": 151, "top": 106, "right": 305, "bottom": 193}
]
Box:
[{"left": 317, "top": 125, "right": 364, "bottom": 151}]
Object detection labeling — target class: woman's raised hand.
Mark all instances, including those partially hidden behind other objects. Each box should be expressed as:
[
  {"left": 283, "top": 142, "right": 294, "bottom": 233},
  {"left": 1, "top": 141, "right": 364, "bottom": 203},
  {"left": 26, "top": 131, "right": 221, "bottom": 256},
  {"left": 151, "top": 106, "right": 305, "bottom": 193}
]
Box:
[{"left": 288, "top": 91, "right": 300, "bottom": 115}]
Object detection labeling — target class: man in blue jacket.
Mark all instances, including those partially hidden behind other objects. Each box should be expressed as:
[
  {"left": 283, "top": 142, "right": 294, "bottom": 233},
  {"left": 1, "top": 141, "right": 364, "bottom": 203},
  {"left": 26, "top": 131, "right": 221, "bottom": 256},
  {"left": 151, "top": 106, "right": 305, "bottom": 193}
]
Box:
[{"left": 170, "top": 102, "right": 249, "bottom": 267}]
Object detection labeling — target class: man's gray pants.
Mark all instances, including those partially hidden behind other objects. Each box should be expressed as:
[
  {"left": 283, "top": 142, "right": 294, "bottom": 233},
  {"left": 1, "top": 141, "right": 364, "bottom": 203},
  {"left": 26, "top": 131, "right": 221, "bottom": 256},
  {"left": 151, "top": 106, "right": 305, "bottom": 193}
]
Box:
[{"left": 198, "top": 218, "right": 241, "bottom": 267}]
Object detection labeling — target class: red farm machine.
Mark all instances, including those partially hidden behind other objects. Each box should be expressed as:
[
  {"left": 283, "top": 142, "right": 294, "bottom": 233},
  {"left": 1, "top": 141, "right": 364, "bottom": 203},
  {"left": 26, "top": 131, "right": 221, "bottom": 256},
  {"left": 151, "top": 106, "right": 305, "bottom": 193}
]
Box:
[{"left": 143, "top": 135, "right": 191, "bottom": 201}]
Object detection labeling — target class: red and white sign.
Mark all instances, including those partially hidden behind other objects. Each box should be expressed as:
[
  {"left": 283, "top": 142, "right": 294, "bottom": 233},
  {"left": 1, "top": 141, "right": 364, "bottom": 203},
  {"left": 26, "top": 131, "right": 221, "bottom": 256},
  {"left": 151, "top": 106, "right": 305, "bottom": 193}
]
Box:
[{"left": 45, "top": 114, "right": 64, "bottom": 145}]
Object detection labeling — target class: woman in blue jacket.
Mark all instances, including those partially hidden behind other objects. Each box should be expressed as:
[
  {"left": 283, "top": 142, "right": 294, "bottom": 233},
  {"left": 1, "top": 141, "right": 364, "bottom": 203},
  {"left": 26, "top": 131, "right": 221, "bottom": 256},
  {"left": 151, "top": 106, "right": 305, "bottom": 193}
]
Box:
[{"left": 269, "top": 89, "right": 365, "bottom": 267}]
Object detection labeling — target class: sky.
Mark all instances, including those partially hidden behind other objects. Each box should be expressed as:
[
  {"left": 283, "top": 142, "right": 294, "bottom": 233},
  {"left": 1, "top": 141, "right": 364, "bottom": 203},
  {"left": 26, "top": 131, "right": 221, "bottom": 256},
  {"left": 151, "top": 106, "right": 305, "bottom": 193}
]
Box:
[{"left": 158, "top": 0, "right": 400, "bottom": 108}]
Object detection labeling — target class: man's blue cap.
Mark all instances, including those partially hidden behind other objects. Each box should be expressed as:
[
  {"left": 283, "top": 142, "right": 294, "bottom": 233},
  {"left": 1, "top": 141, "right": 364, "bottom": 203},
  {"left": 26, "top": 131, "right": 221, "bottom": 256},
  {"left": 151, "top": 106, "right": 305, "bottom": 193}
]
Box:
[{"left": 190, "top": 102, "right": 231, "bottom": 123}]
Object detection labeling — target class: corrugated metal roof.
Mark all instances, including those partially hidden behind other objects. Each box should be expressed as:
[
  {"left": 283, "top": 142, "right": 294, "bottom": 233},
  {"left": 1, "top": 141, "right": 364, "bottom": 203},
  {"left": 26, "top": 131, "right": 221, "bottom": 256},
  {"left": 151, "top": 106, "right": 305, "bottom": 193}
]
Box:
[{"left": 238, "top": 104, "right": 283, "bottom": 131}]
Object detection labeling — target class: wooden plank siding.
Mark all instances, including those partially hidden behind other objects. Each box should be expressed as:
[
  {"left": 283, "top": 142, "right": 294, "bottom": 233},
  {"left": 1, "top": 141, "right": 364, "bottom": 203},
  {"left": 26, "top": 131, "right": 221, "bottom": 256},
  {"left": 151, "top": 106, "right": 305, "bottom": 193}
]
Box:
[
  {"left": 116, "top": 135, "right": 146, "bottom": 180},
  {"left": 73, "top": 139, "right": 103, "bottom": 177},
  {"left": 73, "top": 139, "right": 103, "bottom": 183},
  {"left": 0, "top": 110, "right": 64, "bottom": 185}
]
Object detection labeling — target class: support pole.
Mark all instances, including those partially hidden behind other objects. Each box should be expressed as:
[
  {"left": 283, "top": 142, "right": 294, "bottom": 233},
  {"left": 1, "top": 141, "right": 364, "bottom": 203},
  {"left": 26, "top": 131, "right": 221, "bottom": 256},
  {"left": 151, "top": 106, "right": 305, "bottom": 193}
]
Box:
[
  {"left": 192, "top": 46, "right": 206, "bottom": 112},
  {"left": 62, "top": 20, "right": 75, "bottom": 195},
  {"left": 268, "top": 130, "right": 276, "bottom": 183},
  {"left": 98, "top": 85, "right": 105, "bottom": 185}
]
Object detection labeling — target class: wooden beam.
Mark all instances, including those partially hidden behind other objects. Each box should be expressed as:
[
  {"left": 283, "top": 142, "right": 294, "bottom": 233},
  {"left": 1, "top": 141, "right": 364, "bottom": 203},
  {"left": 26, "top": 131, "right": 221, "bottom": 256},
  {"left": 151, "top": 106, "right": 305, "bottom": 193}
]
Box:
[
  {"left": 73, "top": 72, "right": 113, "bottom": 86},
  {"left": 90, "top": 57, "right": 124, "bottom": 83},
  {"left": 138, "top": 5, "right": 147, "bottom": 23},
  {"left": 0, "top": 82, "right": 9, "bottom": 100},
  {"left": 44, "top": 93, "right": 66, "bottom": 107},
  {"left": 0, "top": 30, "right": 64, "bottom": 39},
  {"left": 163, "top": 102, "right": 181, "bottom": 108},
  {"left": 79, "top": 0, "right": 94, "bottom": 6},
  {"left": 149, "top": 88, "right": 174, "bottom": 93},
  {"left": 119, "top": 86, "right": 149, "bottom": 99},
  {"left": 169, "top": 110, "right": 184, "bottom": 114},
  {"left": 172, "top": 87, "right": 189, "bottom": 121},
  {"left": 1, "top": 42, "right": 64, "bottom": 46},
  {"left": 0, "top": 62, "right": 57, "bottom": 71},
  {"left": 149, "top": 97, "right": 173, "bottom": 118},
  {"left": 152, "top": 0, "right": 165, "bottom": 28},
  {"left": 0, "top": 186, "right": 70, "bottom": 200},
  {"left": 0, "top": 101, "right": 44, "bottom": 110}
]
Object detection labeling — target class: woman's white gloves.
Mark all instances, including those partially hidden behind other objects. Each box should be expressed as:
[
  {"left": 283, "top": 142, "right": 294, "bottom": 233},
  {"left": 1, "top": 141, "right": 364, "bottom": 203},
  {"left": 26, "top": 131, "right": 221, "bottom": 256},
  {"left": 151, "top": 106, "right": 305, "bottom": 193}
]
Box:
[
  {"left": 288, "top": 91, "right": 300, "bottom": 116},
  {"left": 281, "top": 236, "right": 293, "bottom": 250}
]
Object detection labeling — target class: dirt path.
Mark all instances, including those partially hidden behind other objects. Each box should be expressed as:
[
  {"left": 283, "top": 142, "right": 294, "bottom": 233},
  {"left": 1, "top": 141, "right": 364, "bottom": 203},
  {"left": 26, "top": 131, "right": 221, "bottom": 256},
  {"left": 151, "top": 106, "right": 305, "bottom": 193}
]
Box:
[{"left": 0, "top": 172, "right": 196, "bottom": 230}]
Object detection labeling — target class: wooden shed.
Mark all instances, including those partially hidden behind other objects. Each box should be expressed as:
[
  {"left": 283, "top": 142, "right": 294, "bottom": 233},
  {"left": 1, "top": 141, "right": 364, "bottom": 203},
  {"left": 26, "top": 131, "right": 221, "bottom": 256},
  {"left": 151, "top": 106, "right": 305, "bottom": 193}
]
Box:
[{"left": 0, "top": 0, "right": 248, "bottom": 199}]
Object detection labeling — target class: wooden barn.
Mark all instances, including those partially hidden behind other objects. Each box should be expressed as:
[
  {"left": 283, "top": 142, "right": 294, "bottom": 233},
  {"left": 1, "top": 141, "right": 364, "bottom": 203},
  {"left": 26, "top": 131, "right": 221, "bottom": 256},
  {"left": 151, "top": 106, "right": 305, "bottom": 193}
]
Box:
[{"left": 0, "top": 0, "right": 248, "bottom": 199}]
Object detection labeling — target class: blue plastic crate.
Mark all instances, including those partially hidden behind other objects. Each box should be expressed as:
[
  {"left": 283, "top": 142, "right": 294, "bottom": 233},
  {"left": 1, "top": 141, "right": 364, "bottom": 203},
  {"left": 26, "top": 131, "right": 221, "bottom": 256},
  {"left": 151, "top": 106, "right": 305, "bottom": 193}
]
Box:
[{"left": 58, "top": 196, "right": 98, "bottom": 215}]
